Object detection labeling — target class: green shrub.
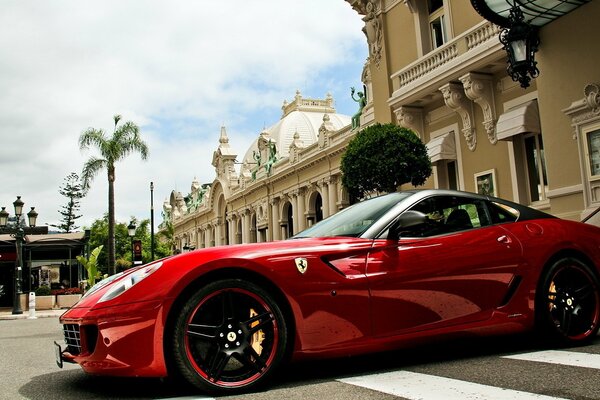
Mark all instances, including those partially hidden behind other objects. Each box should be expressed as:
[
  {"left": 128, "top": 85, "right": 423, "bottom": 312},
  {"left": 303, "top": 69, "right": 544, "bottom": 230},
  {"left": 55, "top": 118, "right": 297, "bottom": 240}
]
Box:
[{"left": 35, "top": 286, "right": 52, "bottom": 296}]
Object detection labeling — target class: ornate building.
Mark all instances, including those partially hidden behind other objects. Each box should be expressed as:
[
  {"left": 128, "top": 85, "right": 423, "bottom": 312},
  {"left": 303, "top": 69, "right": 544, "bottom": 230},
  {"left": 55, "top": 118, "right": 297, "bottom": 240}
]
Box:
[
  {"left": 166, "top": 0, "right": 600, "bottom": 251},
  {"left": 345, "top": 0, "right": 600, "bottom": 223},
  {"left": 164, "top": 91, "right": 354, "bottom": 251}
]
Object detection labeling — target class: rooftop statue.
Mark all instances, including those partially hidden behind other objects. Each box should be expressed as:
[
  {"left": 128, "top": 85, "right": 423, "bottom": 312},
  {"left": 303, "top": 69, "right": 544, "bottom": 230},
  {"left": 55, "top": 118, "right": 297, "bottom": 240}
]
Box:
[{"left": 351, "top": 86, "right": 366, "bottom": 130}]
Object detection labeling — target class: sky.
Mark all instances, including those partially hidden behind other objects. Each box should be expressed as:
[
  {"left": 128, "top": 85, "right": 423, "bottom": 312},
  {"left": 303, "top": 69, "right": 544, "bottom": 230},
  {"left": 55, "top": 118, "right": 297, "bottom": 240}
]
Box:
[{"left": 0, "top": 1, "right": 367, "bottom": 232}]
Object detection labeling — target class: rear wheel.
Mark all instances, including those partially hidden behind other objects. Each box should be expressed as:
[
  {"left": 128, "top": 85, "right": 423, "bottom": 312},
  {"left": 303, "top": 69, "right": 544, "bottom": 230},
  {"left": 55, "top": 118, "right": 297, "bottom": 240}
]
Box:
[
  {"left": 171, "top": 279, "right": 287, "bottom": 395},
  {"left": 536, "top": 257, "right": 600, "bottom": 344}
]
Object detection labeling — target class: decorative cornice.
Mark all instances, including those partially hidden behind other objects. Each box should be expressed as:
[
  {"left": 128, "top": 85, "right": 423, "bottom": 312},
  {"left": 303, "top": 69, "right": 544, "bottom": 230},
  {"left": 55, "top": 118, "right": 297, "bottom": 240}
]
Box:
[
  {"left": 563, "top": 83, "right": 600, "bottom": 139},
  {"left": 393, "top": 106, "right": 424, "bottom": 138},
  {"left": 402, "top": 0, "right": 416, "bottom": 13},
  {"left": 439, "top": 82, "right": 476, "bottom": 151},
  {"left": 460, "top": 72, "right": 497, "bottom": 145},
  {"left": 346, "top": 1, "right": 383, "bottom": 68}
]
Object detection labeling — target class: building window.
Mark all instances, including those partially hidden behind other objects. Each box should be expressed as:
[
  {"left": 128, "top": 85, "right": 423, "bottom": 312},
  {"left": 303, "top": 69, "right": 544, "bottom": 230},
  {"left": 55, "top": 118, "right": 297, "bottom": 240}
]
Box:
[
  {"left": 411, "top": 0, "right": 452, "bottom": 56},
  {"left": 523, "top": 133, "right": 548, "bottom": 203},
  {"left": 587, "top": 129, "right": 600, "bottom": 177},
  {"left": 447, "top": 161, "right": 458, "bottom": 190},
  {"left": 428, "top": 0, "right": 446, "bottom": 49}
]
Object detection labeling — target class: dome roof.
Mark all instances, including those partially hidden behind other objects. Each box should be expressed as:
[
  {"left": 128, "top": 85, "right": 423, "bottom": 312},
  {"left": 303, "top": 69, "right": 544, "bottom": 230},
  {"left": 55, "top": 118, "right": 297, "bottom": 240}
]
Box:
[{"left": 242, "top": 91, "right": 351, "bottom": 163}]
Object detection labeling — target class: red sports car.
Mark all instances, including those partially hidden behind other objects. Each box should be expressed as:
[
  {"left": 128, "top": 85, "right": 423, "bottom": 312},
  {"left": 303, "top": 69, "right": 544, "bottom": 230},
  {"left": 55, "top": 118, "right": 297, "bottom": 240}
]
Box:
[{"left": 56, "top": 189, "right": 600, "bottom": 395}]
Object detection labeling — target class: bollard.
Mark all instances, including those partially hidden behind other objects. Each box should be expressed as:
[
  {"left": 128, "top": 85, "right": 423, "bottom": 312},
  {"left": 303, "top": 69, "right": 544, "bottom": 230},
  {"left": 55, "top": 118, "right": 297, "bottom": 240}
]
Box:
[{"left": 28, "top": 291, "right": 37, "bottom": 319}]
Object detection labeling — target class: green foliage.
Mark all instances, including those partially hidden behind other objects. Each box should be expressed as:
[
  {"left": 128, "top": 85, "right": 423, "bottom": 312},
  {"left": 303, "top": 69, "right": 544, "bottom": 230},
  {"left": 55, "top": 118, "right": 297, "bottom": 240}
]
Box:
[
  {"left": 79, "top": 114, "right": 149, "bottom": 273},
  {"left": 49, "top": 172, "right": 85, "bottom": 233},
  {"left": 35, "top": 286, "right": 52, "bottom": 296},
  {"left": 76, "top": 245, "right": 104, "bottom": 289},
  {"left": 85, "top": 216, "right": 172, "bottom": 274},
  {"left": 158, "top": 219, "right": 175, "bottom": 255},
  {"left": 341, "top": 123, "right": 432, "bottom": 200}
]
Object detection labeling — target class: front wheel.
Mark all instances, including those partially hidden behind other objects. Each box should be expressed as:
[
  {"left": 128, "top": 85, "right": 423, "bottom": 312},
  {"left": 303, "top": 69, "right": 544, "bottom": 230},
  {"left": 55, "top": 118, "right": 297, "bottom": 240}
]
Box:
[
  {"left": 536, "top": 257, "right": 600, "bottom": 345},
  {"left": 171, "top": 279, "right": 288, "bottom": 395}
]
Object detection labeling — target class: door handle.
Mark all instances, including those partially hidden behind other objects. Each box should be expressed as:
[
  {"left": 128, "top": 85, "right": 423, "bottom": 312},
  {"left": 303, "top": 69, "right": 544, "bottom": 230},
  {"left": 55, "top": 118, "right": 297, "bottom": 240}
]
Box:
[{"left": 497, "top": 235, "right": 512, "bottom": 244}]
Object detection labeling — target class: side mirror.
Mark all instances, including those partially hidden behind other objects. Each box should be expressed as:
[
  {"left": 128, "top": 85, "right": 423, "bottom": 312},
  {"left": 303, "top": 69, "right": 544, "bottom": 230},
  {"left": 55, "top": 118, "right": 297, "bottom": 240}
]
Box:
[{"left": 388, "top": 210, "right": 429, "bottom": 240}]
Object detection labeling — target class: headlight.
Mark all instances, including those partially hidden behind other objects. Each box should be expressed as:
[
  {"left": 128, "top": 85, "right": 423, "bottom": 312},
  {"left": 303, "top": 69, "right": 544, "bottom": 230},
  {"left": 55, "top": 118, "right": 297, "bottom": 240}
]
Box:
[
  {"left": 82, "top": 272, "right": 124, "bottom": 299},
  {"left": 98, "top": 261, "right": 163, "bottom": 303}
]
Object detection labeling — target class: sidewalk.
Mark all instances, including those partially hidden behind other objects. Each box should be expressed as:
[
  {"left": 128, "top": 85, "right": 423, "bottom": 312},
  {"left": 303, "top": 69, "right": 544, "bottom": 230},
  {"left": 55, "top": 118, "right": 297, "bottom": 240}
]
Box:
[{"left": 0, "top": 307, "right": 65, "bottom": 320}]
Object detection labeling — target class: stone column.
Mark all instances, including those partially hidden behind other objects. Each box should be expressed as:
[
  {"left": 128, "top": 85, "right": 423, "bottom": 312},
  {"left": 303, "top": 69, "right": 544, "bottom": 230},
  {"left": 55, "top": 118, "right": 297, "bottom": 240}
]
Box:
[
  {"left": 242, "top": 209, "right": 251, "bottom": 244},
  {"left": 297, "top": 188, "right": 306, "bottom": 232},
  {"left": 271, "top": 198, "right": 280, "bottom": 241},
  {"left": 319, "top": 180, "right": 330, "bottom": 218},
  {"left": 207, "top": 226, "right": 213, "bottom": 248},
  {"left": 214, "top": 219, "right": 222, "bottom": 246},
  {"left": 328, "top": 176, "right": 338, "bottom": 215},
  {"left": 291, "top": 191, "right": 299, "bottom": 235},
  {"left": 227, "top": 216, "right": 235, "bottom": 245}
]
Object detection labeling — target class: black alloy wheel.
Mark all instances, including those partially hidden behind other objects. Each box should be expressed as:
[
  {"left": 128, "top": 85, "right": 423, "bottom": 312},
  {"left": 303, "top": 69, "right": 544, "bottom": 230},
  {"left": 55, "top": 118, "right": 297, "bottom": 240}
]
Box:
[
  {"left": 537, "top": 257, "right": 600, "bottom": 344},
  {"left": 172, "top": 279, "right": 287, "bottom": 395}
]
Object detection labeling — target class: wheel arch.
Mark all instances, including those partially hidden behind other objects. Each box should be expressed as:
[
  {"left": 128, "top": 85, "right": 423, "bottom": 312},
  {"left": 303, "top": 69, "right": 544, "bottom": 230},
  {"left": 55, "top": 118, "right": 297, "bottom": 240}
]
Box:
[
  {"left": 162, "top": 266, "right": 296, "bottom": 376},
  {"left": 540, "top": 248, "right": 599, "bottom": 283},
  {"left": 533, "top": 247, "right": 600, "bottom": 343}
]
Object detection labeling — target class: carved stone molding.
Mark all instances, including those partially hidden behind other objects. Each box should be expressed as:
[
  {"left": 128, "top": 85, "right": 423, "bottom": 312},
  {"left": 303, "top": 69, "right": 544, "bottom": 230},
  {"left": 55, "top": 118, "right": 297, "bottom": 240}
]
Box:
[
  {"left": 288, "top": 130, "right": 305, "bottom": 165},
  {"left": 393, "top": 105, "right": 424, "bottom": 138},
  {"left": 584, "top": 83, "right": 600, "bottom": 112},
  {"left": 439, "top": 82, "right": 476, "bottom": 151},
  {"left": 460, "top": 72, "right": 497, "bottom": 145},
  {"left": 403, "top": 0, "right": 416, "bottom": 13},
  {"left": 346, "top": 0, "right": 383, "bottom": 68},
  {"left": 563, "top": 83, "right": 600, "bottom": 139},
  {"left": 318, "top": 113, "right": 335, "bottom": 149}
]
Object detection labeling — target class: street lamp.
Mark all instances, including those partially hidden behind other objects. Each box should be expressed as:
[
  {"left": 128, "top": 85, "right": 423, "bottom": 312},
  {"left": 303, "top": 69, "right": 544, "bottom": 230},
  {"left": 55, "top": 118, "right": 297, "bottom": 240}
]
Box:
[
  {"left": 127, "top": 221, "right": 136, "bottom": 265},
  {"left": 0, "top": 197, "right": 38, "bottom": 315},
  {"left": 499, "top": 6, "right": 540, "bottom": 89},
  {"left": 470, "top": 0, "right": 541, "bottom": 89},
  {"left": 150, "top": 182, "right": 155, "bottom": 261}
]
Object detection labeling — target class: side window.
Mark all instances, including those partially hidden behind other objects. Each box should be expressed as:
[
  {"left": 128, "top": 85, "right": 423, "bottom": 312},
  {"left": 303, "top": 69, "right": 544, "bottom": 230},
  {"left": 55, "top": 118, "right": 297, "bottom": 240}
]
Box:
[
  {"left": 488, "top": 201, "right": 520, "bottom": 224},
  {"left": 398, "top": 196, "right": 490, "bottom": 238}
]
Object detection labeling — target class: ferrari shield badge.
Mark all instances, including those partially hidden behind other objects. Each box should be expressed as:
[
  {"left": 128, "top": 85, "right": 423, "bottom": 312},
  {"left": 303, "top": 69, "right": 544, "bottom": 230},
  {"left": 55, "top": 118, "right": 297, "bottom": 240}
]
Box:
[{"left": 295, "top": 258, "right": 308, "bottom": 274}]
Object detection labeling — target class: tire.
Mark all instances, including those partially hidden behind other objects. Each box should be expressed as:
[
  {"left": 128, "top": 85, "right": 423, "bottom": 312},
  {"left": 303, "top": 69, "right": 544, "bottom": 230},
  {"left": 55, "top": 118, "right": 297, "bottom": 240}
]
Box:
[
  {"left": 171, "top": 279, "right": 288, "bottom": 395},
  {"left": 535, "top": 257, "right": 600, "bottom": 345}
]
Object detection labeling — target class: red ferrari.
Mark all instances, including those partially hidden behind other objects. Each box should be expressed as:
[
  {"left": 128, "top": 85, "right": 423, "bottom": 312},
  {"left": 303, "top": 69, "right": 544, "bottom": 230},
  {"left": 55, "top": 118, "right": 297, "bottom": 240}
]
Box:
[{"left": 56, "top": 189, "right": 600, "bottom": 395}]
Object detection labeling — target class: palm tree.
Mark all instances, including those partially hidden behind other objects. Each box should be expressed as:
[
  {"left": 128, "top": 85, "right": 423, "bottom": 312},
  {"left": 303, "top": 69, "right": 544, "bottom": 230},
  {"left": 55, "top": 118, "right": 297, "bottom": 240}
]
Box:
[{"left": 79, "top": 115, "right": 149, "bottom": 274}]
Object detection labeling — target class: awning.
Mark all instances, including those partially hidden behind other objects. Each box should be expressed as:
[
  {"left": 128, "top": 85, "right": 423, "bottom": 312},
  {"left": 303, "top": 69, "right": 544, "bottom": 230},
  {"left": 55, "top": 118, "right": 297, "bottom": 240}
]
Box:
[
  {"left": 427, "top": 132, "right": 456, "bottom": 163},
  {"left": 496, "top": 100, "right": 541, "bottom": 140},
  {"left": 471, "top": 0, "right": 590, "bottom": 28}
]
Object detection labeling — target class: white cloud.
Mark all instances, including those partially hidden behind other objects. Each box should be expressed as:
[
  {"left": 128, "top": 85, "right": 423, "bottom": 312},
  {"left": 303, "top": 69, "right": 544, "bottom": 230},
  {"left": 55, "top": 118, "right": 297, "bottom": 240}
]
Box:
[{"left": 0, "top": 0, "right": 367, "bottom": 230}]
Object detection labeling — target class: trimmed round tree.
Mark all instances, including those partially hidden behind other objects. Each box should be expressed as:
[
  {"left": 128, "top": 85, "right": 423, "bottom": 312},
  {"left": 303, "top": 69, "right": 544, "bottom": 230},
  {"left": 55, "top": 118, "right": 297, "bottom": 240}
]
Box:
[{"left": 341, "top": 123, "right": 432, "bottom": 200}]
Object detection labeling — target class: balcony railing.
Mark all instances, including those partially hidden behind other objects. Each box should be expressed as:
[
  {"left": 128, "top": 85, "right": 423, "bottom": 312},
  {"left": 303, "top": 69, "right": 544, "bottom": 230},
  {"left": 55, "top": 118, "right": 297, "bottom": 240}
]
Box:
[{"left": 390, "top": 21, "right": 502, "bottom": 95}]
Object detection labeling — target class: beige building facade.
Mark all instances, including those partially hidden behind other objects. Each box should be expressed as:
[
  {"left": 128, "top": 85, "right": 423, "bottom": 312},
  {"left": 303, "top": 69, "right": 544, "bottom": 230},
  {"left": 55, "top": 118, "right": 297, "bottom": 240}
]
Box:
[
  {"left": 166, "top": 0, "right": 600, "bottom": 251},
  {"left": 347, "top": 0, "right": 600, "bottom": 224},
  {"left": 164, "top": 91, "right": 354, "bottom": 251}
]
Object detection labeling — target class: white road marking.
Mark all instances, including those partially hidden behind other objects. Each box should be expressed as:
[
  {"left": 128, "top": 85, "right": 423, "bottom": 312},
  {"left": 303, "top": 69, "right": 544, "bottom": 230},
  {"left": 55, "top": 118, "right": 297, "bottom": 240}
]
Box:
[
  {"left": 503, "top": 350, "right": 600, "bottom": 370},
  {"left": 338, "top": 370, "right": 568, "bottom": 400}
]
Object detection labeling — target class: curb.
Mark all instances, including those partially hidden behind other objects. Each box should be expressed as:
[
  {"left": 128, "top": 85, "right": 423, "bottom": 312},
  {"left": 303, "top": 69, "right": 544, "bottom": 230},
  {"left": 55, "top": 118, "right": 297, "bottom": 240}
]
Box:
[{"left": 0, "top": 309, "right": 65, "bottom": 320}]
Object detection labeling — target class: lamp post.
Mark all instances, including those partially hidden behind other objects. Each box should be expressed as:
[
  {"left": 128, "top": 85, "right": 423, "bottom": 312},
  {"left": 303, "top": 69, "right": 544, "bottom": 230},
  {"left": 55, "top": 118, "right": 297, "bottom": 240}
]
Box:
[
  {"left": 0, "top": 197, "right": 38, "bottom": 315},
  {"left": 127, "top": 221, "right": 136, "bottom": 266},
  {"left": 150, "top": 182, "right": 155, "bottom": 261}
]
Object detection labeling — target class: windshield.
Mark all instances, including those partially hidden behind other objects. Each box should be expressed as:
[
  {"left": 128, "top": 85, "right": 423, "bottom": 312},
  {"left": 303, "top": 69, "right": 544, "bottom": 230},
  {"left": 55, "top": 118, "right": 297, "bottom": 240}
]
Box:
[{"left": 293, "top": 192, "right": 411, "bottom": 238}]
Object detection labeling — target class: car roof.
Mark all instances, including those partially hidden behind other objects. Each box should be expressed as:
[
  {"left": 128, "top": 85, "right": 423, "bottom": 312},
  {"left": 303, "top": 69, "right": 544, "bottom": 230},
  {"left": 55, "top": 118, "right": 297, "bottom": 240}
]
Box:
[{"left": 359, "top": 189, "right": 554, "bottom": 239}]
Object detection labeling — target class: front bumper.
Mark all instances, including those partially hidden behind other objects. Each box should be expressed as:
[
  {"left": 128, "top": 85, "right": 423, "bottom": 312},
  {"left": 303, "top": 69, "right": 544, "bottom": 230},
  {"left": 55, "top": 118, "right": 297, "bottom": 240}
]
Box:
[{"left": 57, "top": 299, "right": 168, "bottom": 377}]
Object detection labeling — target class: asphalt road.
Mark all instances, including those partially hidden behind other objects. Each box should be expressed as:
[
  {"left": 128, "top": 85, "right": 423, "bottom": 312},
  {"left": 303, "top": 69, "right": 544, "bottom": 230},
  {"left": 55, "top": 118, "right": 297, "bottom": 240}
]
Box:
[{"left": 1, "top": 317, "right": 599, "bottom": 400}]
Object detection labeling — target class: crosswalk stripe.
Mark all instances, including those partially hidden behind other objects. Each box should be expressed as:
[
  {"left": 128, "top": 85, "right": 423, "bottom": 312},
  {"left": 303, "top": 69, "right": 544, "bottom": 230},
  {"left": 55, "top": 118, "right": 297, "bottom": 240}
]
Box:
[
  {"left": 503, "top": 350, "right": 600, "bottom": 369},
  {"left": 338, "top": 370, "right": 568, "bottom": 400}
]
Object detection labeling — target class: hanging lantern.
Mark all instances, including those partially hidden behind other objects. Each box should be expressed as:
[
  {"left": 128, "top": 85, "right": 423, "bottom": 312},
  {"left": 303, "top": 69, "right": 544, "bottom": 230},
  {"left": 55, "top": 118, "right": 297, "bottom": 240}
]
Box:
[{"left": 499, "top": 6, "right": 540, "bottom": 88}]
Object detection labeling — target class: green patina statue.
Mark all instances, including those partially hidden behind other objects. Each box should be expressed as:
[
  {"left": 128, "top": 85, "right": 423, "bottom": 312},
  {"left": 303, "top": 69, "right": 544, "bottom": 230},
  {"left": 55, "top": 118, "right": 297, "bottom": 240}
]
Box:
[{"left": 351, "top": 86, "right": 367, "bottom": 130}]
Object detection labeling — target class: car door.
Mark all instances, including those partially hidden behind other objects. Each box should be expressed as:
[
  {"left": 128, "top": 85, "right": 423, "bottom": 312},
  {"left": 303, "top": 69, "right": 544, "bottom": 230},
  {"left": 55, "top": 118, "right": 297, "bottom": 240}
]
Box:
[{"left": 366, "top": 195, "right": 524, "bottom": 337}]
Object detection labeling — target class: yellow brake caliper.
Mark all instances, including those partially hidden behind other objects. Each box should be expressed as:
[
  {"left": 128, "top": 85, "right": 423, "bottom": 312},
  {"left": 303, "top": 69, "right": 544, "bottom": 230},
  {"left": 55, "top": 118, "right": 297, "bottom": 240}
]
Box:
[
  {"left": 548, "top": 281, "right": 556, "bottom": 311},
  {"left": 249, "top": 309, "right": 265, "bottom": 356}
]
